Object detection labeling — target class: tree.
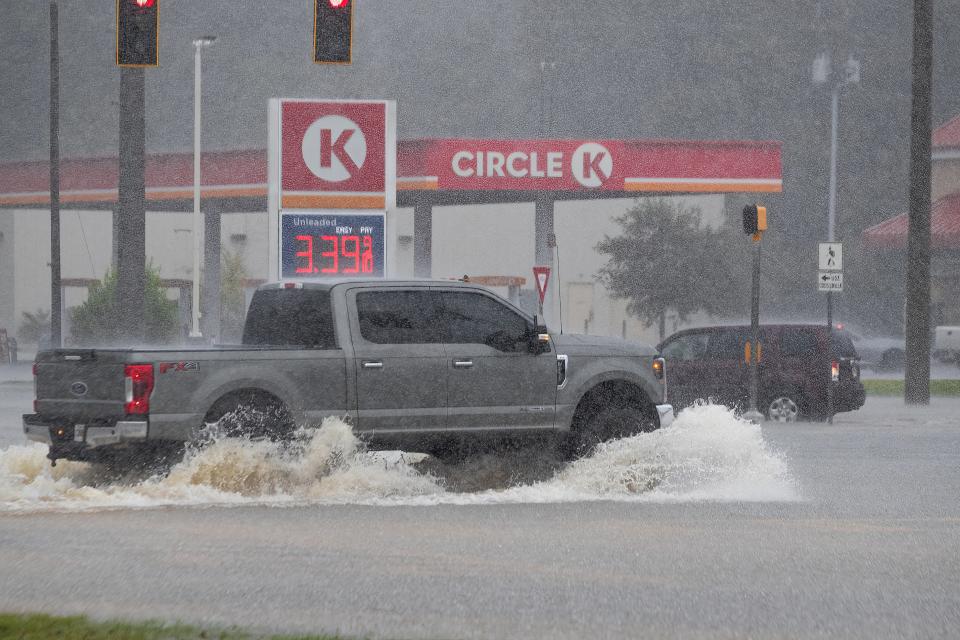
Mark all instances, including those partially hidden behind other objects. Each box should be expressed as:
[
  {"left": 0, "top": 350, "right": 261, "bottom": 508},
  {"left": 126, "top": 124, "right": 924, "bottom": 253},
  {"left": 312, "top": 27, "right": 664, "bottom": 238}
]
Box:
[
  {"left": 596, "top": 198, "right": 744, "bottom": 340},
  {"left": 18, "top": 308, "right": 51, "bottom": 344},
  {"left": 70, "top": 266, "right": 178, "bottom": 346},
  {"left": 220, "top": 249, "right": 249, "bottom": 343}
]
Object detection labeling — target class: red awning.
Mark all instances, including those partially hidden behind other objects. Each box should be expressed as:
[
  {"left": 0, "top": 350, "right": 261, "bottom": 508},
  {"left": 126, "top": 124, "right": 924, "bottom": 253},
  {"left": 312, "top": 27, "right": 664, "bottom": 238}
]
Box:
[
  {"left": 862, "top": 193, "right": 960, "bottom": 249},
  {"left": 933, "top": 114, "right": 960, "bottom": 149}
]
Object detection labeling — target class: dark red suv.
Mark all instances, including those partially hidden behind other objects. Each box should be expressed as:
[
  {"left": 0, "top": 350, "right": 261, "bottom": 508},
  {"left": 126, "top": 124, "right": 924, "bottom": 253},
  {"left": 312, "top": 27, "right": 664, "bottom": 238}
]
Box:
[{"left": 658, "top": 324, "right": 866, "bottom": 421}]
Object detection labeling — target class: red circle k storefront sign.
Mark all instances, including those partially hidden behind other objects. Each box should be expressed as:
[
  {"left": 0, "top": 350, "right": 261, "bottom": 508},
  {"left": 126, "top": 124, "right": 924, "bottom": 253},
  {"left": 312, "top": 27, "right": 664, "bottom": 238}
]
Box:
[
  {"left": 280, "top": 100, "right": 392, "bottom": 209},
  {"left": 430, "top": 139, "right": 624, "bottom": 191}
]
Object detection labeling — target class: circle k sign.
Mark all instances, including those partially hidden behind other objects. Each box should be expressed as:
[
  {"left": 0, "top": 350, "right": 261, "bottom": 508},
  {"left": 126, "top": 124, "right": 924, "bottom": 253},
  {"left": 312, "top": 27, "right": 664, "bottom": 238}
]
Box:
[
  {"left": 436, "top": 139, "right": 623, "bottom": 191},
  {"left": 301, "top": 115, "right": 368, "bottom": 182},
  {"left": 278, "top": 99, "right": 395, "bottom": 210},
  {"left": 571, "top": 142, "right": 614, "bottom": 188}
]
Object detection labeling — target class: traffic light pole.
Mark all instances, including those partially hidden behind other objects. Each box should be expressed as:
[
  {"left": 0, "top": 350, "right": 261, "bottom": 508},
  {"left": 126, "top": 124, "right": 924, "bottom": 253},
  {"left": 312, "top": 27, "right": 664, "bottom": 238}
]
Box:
[
  {"left": 744, "top": 237, "right": 763, "bottom": 424},
  {"left": 117, "top": 67, "right": 146, "bottom": 343}
]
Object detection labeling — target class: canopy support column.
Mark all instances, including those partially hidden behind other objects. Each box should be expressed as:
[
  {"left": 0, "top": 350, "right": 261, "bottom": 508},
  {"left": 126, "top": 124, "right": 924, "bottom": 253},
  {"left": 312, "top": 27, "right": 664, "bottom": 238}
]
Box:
[{"left": 414, "top": 201, "right": 433, "bottom": 278}]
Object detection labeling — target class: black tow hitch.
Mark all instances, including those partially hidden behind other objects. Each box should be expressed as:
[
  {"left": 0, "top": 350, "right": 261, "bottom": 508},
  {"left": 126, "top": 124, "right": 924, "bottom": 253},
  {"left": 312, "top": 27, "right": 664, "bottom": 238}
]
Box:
[{"left": 46, "top": 425, "right": 79, "bottom": 467}]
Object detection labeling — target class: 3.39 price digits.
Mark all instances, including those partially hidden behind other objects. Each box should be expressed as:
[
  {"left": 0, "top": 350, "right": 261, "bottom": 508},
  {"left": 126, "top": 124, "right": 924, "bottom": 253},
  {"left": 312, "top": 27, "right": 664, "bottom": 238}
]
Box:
[{"left": 295, "top": 234, "right": 374, "bottom": 275}]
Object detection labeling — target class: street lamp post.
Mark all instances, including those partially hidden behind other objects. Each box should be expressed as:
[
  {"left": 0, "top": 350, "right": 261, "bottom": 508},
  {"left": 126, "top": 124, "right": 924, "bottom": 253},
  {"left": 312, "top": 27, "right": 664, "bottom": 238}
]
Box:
[
  {"left": 190, "top": 36, "right": 216, "bottom": 339},
  {"left": 813, "top": 52, "right": 860, "bottom": 243},
  {"left": 813, "top": 51, "right": 859, "bottom": 422}
]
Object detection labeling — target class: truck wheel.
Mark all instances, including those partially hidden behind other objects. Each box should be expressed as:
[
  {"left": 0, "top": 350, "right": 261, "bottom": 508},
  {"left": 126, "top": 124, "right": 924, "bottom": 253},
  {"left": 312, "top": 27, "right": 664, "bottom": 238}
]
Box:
[
  {"left": 205, "top": 396, "right": 294, "bottom": 441},
  {"left": 567, "top": 402, "right": 651, "bottom": 459}
]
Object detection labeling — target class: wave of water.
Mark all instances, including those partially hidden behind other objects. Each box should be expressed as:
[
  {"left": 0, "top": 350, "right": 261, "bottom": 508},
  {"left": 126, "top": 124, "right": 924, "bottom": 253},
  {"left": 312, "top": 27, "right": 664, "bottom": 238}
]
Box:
[{"left": 0, "top": 404, "right": 798, "bottom": 513}]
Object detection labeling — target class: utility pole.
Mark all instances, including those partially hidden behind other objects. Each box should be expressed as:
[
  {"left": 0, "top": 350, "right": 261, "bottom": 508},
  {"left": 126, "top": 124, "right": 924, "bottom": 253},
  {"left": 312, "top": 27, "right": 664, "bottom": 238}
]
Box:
[
  {"left": 49, "top": 1, "right": 61, "bottom": 348},
  {"left": 904, "top": 0, "right": 933, "bottom": 404}
]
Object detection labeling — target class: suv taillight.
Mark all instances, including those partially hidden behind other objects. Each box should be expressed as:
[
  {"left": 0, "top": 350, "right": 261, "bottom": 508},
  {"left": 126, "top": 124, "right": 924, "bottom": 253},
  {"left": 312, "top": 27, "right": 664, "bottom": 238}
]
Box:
[
  {"left": 124, "top": 364, "right": 154, "bottom": 415},
  {"left": 831, "top": 360, "right": 840, "bottom": 382}
]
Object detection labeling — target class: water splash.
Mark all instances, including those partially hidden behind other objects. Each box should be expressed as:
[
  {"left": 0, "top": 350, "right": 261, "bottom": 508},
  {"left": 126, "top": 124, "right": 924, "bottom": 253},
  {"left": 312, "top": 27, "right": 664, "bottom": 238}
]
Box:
[{"left": 0, "top": 405, "right": 797, "bottom": 513}]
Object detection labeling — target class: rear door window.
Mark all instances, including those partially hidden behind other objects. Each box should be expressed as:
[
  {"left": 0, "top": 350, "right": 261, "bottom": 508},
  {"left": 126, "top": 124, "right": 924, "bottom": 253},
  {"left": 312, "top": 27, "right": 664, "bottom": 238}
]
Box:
[
  {"left": 706, "top": 330, "right": 745, "bottom": 360},
  {"left": 661, "top": 332, "right": 710, "bottom": 361},
  {"left": 781, "top": 328, "right": 819, "bottom": 357},
  {"left": 243, "top": 289, "right": 336, "bottom": 348},
  {"left": 355, "top": 290, "right": 443, "bottom": 344}
]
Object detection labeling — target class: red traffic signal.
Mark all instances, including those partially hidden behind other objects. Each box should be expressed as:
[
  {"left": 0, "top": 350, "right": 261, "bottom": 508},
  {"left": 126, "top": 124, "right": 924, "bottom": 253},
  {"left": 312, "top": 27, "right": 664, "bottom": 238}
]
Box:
[
  {"left": 117, "top": 0, "right": 159, "bottom": 67},
  {"left": 314, "top": 0, "right": 352, "bottom": 64}
]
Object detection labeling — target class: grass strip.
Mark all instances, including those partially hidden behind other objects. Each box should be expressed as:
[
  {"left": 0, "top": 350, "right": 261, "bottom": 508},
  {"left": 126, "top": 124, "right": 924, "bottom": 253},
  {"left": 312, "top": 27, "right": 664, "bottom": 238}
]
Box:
[
  {"left": 0, "top": 613, "right": 350, "bottom": 640},
  {"left": 862, "top": 379, "right": 960, "bottom": 396}
]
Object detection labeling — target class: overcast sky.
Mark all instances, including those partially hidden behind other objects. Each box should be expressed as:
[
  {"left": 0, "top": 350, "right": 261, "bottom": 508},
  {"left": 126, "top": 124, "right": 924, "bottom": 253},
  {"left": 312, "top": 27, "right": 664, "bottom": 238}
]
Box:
[{"left": 2, "top": 0, "right": 958, "bottom": 240}]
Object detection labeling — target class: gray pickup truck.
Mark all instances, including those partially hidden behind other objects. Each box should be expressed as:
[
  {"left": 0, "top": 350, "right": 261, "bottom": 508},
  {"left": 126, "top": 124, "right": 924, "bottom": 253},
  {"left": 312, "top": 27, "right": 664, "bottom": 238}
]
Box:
[{"left": 25, "top": 280, "right": 672, "bottom": 466}]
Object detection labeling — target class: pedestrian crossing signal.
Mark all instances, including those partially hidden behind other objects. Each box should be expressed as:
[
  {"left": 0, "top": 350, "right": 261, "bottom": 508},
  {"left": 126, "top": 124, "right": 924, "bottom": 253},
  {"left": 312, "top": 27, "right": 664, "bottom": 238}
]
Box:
[
  {"left": 116, "top": 0, "right": 159, "bottom": 67},
  {"left": 314, "top": 0, "right": 352, "bottom": 64}
]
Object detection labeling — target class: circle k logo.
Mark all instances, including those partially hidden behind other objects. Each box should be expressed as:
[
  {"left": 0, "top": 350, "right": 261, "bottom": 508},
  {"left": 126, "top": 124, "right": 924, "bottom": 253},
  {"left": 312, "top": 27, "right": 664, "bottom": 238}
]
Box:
[
  {"left": 571, "top": 142, "right": 613, "bottom": 188},
  {"left": 301, "top": 115, "right": 367, "bottom": 182}
]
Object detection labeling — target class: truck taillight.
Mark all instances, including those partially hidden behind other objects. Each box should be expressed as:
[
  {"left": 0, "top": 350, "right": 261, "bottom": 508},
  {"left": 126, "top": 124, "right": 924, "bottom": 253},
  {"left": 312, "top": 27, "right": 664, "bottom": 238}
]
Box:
[
  {"left": 124, "top": 364, "right": 154, "bottom": 415},
  {"left": 32, "top": 362, "right": 39, "bottom": 413},
  {"left": 831, "top": 360, "right": 840, "bottom": 382}
]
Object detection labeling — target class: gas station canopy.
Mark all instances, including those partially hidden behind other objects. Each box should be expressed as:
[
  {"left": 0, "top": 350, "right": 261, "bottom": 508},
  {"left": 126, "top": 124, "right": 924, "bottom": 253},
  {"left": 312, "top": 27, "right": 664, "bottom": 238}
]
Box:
[{"left": 0, "top": 138, "right": 781, "bottom": 210}]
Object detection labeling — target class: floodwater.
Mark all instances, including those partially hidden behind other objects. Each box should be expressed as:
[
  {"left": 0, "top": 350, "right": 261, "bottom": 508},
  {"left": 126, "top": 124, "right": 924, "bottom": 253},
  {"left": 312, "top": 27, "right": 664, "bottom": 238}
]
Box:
[{"left": 0, "top": 403, "right": 798, "bottom": 513}]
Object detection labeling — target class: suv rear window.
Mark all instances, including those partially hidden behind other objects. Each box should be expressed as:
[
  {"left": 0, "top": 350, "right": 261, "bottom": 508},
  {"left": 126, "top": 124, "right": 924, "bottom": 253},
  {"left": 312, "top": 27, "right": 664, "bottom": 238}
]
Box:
[
  {"left": 243, "top": 289, "right": 337, "bottom": 348},
  {"left": 660, "top": 332, "right": 710, "bottom": 361},
  {"left": 832, "top": 330, "right": 858, "bottom": 358}
]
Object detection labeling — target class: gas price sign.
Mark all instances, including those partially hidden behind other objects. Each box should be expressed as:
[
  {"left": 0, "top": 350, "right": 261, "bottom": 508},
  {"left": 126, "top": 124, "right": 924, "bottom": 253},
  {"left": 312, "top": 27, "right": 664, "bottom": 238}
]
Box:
[{"left": 280, "top": 212, "right": 385, "bottom": 278}]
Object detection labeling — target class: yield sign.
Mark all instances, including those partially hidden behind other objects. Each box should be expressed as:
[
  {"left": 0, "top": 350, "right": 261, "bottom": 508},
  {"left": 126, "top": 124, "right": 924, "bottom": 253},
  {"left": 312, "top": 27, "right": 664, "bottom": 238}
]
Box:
[{"left": 533, "top": 265, "right": 551, "bottom": 305}]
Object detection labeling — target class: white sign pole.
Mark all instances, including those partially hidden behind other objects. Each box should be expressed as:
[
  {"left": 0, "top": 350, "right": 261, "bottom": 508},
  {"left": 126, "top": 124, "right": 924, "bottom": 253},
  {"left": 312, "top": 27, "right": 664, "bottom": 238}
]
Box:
[{"left": 267, "top": 98, "right": 280, "bottom": 282}]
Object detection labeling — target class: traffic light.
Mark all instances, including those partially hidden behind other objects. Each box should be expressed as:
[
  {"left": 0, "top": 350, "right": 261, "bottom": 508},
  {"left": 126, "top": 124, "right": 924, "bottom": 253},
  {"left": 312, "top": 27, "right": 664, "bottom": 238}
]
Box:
[
  {"left": 116, "top": 0, "right": 159, "bottom": 67},
  {"left": 742, "top": 204, "right": 768, "bottom": 238},
  {"left": 314, "top": 0, "right": 353, "bottom": 64}
]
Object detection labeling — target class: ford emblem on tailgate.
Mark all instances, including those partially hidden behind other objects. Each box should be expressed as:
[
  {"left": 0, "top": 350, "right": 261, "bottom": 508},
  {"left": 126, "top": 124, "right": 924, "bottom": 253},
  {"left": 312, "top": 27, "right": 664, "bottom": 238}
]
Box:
[{"left": 70, "top": 381, "right": 88, "bottom": 397}]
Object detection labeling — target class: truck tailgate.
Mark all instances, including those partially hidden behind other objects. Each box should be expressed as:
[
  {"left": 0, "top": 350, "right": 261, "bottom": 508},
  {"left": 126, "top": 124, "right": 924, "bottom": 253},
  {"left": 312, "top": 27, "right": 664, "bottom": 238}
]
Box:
[{"left": 35, "top": 350, "right": 130, "bottom": 420}]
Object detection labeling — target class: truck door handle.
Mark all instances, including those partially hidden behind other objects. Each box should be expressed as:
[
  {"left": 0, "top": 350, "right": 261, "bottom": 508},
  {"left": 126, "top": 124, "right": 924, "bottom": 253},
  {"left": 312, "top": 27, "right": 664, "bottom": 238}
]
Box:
[
  {"left": 362, "top": 361, "right": 384, "bottom": 369},
  {"left": 453, "top": 360, "right": 474, "bottom": 368}
]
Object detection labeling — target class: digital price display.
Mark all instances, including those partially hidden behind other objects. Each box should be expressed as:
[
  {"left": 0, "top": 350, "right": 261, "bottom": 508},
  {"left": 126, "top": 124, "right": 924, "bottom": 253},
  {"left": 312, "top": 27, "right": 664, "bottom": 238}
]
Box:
[{"left": 280, "top": 212, "right": 385, "bottom": 278}]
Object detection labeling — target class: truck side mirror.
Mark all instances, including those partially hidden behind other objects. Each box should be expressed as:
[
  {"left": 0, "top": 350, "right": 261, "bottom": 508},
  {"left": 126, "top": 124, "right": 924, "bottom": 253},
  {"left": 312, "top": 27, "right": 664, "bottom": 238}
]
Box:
[{"left": 528, "top": 315, "right": 551, "bottom": 354}]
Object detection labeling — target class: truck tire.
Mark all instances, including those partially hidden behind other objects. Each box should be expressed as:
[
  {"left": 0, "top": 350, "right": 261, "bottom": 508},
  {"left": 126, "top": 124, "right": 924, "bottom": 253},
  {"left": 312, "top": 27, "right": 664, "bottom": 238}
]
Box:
[
  {"left": 204, "top": 393, "right": 294, "bottom": 441},
  {"left": 566, "top": 401, "right": 651, "bottom": 459}
]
